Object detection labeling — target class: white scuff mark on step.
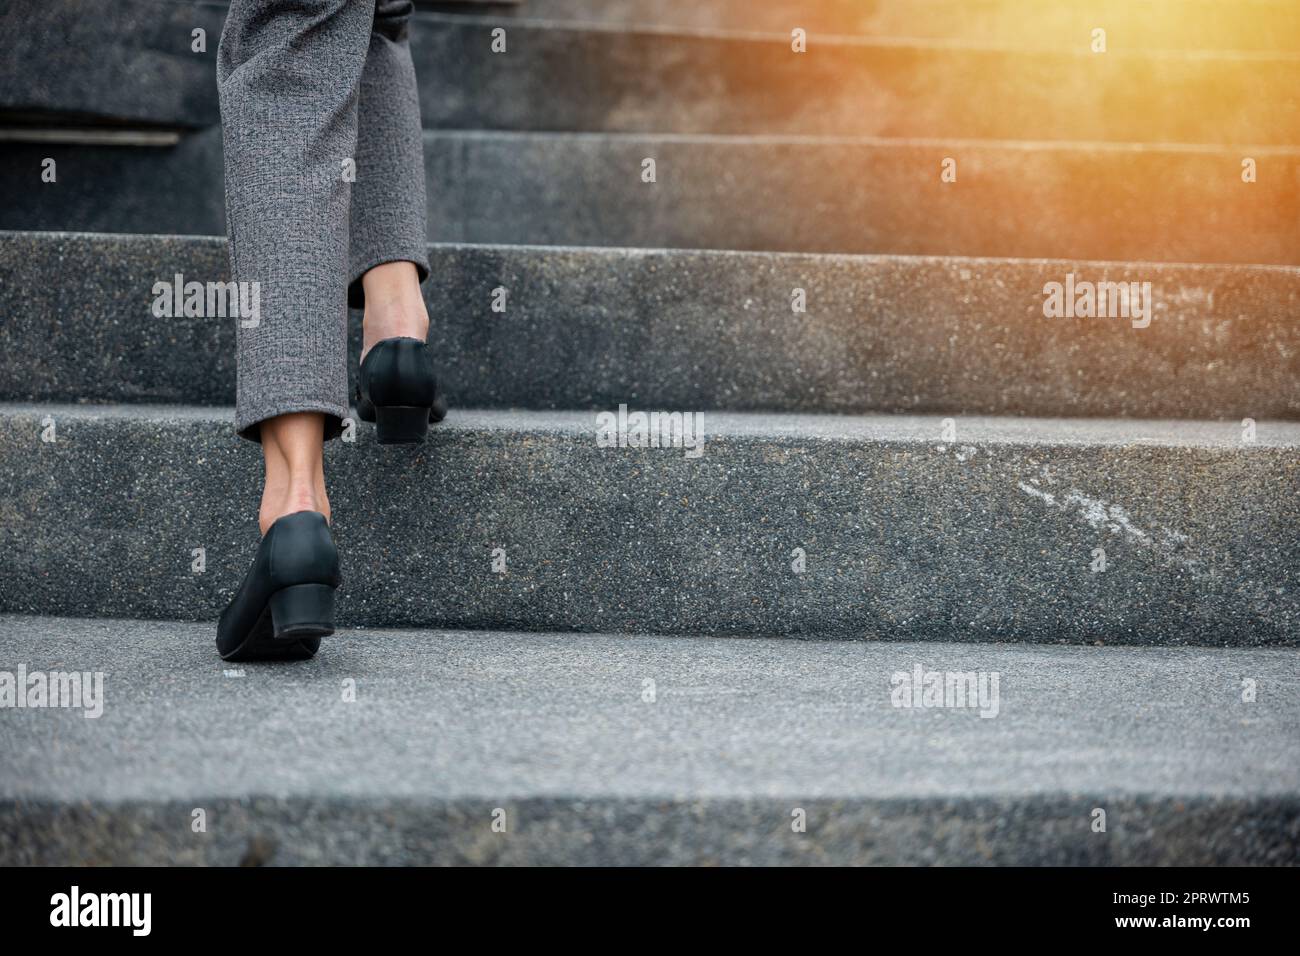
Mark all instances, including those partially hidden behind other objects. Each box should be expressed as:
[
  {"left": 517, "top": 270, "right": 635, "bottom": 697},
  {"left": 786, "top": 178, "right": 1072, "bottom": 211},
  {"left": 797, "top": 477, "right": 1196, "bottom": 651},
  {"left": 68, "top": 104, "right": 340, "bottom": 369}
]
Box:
[
  {"left": 1026, "top": 467, "right": 1057, "bottom": 488},
  {"left": 955, "top": 444, "right": 977, "bottom": 462},
  {"left": 1017, "top": 475, "right": 1148, "bottom": 543},
  {"left": 1015, "top": 465, "right": 1202, "bottom": 573},
  {"left": 1061, "top": 490, "right": 1150, "bottom": 542},
  {"left": 1017, "top": 481, "right": 1056, "bottom": 506}
]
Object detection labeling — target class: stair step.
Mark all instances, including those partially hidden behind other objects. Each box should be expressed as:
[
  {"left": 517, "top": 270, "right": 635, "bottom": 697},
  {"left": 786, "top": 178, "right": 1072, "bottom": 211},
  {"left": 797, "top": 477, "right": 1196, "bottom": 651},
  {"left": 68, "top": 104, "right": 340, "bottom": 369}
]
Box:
[
  {"left": 3, "top": 231, "right": 1298, "bottom": 420},
  {"left": 422, "top": 134, "right": 1300, "bottom": 264},
  {"left": 2, "top": 615, "right": 1296, "bottom": 864},
  {"left": 407, "top": 18, "right": 1300, "bottom": 143},
  {"left": 1, "top": 403, "right": 1296, "bottom": 644},
  {"left": 0, "top": 0, "right": 519, "bottom": 135},
  {"left": 0, "top": 0, "right": 225, "bottom": 129},
  {"left": 6, "top": 132, "right": 1298, "bottom": 266},
  {"left": 0, "top": 128, "right": 225, "bottom": 236},
  {"left": 481, "top": 0, "right": 1300, "bottom": 53},
  {"left": 7, "top": 5, "right": 1299, "bottom": 144}
]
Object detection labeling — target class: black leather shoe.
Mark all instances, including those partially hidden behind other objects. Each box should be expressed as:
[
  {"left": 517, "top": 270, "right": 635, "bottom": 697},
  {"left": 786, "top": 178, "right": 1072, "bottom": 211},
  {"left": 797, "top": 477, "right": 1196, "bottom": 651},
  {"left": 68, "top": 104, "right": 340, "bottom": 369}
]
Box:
[
  {"left": 216, "top": 511, "right": 340, "bottom": 662},
  {"left": 356, "top": 337, "right": 447, "bottom": 443}
]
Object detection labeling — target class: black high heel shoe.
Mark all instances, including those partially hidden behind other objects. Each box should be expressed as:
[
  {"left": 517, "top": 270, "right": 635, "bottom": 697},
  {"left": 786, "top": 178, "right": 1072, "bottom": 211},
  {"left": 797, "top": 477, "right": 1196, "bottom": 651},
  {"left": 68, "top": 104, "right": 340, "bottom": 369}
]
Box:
[
  {"left": 356, "top": 337, "right": 447, "bottom": 444},
  {"left": 216, "top": 511, "right": 340, "bottom": 662}
]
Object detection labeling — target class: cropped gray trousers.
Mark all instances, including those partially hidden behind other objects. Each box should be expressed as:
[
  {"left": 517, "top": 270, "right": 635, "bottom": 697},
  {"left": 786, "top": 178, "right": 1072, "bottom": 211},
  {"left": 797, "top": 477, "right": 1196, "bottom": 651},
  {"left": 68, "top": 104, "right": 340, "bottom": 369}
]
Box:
[{"left": 217, "top": 0, "right": 429, "bottom": 442}]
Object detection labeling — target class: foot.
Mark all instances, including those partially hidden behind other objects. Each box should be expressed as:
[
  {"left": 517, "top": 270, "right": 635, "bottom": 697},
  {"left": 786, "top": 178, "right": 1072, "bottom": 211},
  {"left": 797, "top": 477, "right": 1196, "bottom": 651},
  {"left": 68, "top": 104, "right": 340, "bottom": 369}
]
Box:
[
  {"left": 217, "top": 510, "right": 339, "bottom": 662},
  {"left": 361, "top": 260, "right": 428, "bottom": 361}
]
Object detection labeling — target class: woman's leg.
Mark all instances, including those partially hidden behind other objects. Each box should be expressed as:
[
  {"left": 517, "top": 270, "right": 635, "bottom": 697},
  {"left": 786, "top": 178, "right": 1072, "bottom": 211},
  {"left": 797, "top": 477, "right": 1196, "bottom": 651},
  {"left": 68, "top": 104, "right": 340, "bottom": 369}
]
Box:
[
  {"left": 258, "top": 412, "right": 328, "bottom": 535},
  {"left": 360, "top": 261, "right": 428, "bottom": 358},
  {"left": 348, "top": 0, "right": 431, "bottom": 357},
  {"left": 217, "top": 0, "right": 376, "bottom": 527}
]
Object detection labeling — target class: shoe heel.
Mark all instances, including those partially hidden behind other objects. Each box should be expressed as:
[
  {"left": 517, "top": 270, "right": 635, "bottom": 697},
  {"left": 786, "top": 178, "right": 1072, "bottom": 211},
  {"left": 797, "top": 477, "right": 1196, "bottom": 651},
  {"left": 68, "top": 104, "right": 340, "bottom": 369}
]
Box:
[
  {"left": 269, "top": 583, "right": 336, "bottom": 639},
  {"left": 430, "top": 393, "right": 448, "bottom": 424},
  {"left": 375, "top": 405, "right": 430, "bottom": 443}
]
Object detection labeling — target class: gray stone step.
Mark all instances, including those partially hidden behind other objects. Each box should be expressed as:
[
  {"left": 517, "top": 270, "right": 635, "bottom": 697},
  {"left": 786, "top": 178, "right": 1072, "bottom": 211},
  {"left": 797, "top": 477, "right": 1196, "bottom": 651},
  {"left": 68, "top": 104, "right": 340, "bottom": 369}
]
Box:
[
  {"left": 0, "top": 0, "right": 516, "bottom": 130},
  {"left": 0, "top": 0, "right": 226, "bottom": 128},
  {"left": 6, "top": 132, "right": 1299, "bottom": 267},
  {"left": 5, "top": 230, "right": 1294, "bottom": 421},
  {"left": 1, "top": 403, "right": 1296, "bottom": 644},
  {"left": 0, "top": 128, "right": 226, "bottom": 236},
  {"left": 6, "top": 4, "right": 1298, "bottom": 144},
  {"left": 492, "top": 0, "right": 1300, "bottom": 53},
  {"left": 2, "top": 616, "right": 1296, "bottom": 865},
  {"left": 5, "top": 231, "right": 1300, "bottom": 421},
  {"left": 424, "top": 134, "right": 1300, "bottom": 264},
  {"left": 406, "top": 18, "right": 1300, "bottom": 143}
]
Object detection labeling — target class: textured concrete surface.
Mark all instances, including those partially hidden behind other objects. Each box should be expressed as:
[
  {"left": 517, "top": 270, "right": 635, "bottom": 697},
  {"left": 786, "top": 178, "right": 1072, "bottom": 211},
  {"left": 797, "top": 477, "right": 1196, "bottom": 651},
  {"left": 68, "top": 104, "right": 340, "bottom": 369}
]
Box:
[
  {"left": 485, "top": 0, "right": 1300, "bottom": 52},
  {"left": 407, "top": 16, "right": 1300, "bottom": 142},
  {"left": 0, "top": 129, "right": 225, "bottom": 236},
  {"left": 3, "top": 232, "right": 1299, "bottom": 420},
  {"left": 0, "top": 403, "right": 1296, "bottom": 643},
  {"left": 7, "top": 5, "right": 1298, "bottom": 143},
  {"left": 1, "top": 617, "right": 1296, "bottom": 864},
  {"left": 8, "top": 0, "right": 1296, "bottom": 871},
  {"left": 388, "top": 18, "right": 1300, "bottom": 144},
  {"left": 0, "top": 0, "right": 536, "bottom": 131},
  {"left": 0, "top": 0, "right": 223, "bottom": 127},
  {"left": 421, "top": 133, "right": 1300, "bottom": 265},
  {"left": 7, "top": 133, "right": 1300, "bottom": 268}
]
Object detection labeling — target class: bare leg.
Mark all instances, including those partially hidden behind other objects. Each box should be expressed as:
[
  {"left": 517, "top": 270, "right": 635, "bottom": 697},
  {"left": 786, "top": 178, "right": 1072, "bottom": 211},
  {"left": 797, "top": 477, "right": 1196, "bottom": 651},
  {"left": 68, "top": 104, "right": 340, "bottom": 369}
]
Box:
[
  {"left": 258, "top": 412, "right": 330, "bottom": 535},
  {"left": 360, "top": 260, "right": 429, "bottom": 361}
]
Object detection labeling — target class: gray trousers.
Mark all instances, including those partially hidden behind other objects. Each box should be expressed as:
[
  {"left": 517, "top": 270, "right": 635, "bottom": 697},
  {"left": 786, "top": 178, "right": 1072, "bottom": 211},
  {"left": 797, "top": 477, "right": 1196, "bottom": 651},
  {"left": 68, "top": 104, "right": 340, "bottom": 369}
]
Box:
[{"left": 218, "top": 0, "right": 429, "bottom": 442}]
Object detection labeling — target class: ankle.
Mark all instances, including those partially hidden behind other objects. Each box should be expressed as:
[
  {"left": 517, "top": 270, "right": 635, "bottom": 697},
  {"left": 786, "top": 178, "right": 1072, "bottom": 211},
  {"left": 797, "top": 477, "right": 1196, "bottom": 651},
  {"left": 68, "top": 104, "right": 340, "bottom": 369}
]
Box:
[
  {"left": 258, "top": 411, "right": 329, "bottom": 535},
  {"left": 362, "top": 299, "right": 428, "bottom": 357},
  {"left": 260, "top": 481, "right": 330, "bottom": 536},
  {"left": 361, "top": 261, "right": 428, "bottom": 358}
]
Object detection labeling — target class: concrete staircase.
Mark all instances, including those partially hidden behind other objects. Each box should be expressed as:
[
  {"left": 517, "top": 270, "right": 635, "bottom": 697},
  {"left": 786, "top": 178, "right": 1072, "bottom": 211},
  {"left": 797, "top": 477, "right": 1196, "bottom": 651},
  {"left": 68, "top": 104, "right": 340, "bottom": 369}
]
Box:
[{"left": 1, "top": 0, "right": 1298, "bottom": 865}]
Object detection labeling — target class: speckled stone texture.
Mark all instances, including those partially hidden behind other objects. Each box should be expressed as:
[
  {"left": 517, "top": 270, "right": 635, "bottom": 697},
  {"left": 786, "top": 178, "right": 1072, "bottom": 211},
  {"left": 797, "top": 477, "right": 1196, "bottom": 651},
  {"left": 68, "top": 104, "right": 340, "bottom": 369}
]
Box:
[
  {"left": 0, "top": 0, "right": 224, "bottom": 127},
  {"left": 462, "top": 0, "right": 1300, "bottom": 52},
  {"left": 9, "top": 4, "right": 1298, "bottom": 143},
  {"left": 7, "top": 0, "right": 1297, "bottom": 871},
  {"left": 0, "top": 404, "right": 1296, "bottom": 643},
  {"left": 421, "top": 133, "right": 1300, "bottom": 265},
  {"left": 0, "top": 131, "right": 225, "bottom": 236},
  {"left": 1, "top": 619, "right": 1296, "bottom": 865},
  {"left": 406, "top": 17, "right": 1300, "bottom": 144},
  {"left": 2, "top": 232, "right": 1298, "bottom": 420},
  {"left": 7, "top": 134, "right": 1300, "bottom": 268}
]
